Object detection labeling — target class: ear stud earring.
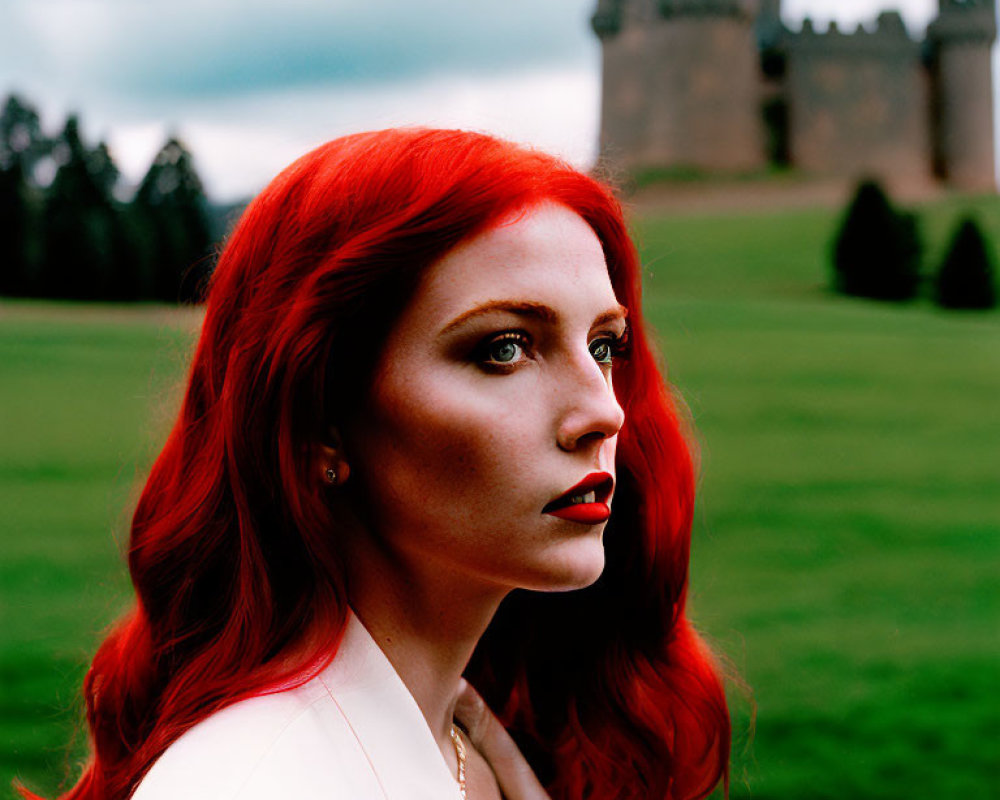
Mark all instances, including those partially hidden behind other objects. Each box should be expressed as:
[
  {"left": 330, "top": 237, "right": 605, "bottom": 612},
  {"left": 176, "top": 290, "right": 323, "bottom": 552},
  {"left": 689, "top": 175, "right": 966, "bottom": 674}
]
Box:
[{"left": 324, "top": 467, "right": 337, "bottom": 484}]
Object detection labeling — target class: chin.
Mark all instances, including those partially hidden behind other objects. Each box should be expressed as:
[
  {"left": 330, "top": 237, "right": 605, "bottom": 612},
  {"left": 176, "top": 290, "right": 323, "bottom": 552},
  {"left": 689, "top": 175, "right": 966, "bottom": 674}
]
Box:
[{"left": 522, "top": 534, "right": 607, "bottom": 593}]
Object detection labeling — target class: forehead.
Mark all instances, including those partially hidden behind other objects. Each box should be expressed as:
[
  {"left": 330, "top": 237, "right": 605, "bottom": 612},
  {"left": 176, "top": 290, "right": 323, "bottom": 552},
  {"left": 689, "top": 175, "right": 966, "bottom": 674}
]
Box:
[{"left": 412, "top": 202, "right": 614, "bottom": 324}]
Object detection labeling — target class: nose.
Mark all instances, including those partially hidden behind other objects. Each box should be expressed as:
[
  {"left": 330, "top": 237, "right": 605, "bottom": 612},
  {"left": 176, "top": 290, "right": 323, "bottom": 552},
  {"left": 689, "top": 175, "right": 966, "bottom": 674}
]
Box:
[{"left": 556, "top": 358, "right": 625, "bottom": 453}]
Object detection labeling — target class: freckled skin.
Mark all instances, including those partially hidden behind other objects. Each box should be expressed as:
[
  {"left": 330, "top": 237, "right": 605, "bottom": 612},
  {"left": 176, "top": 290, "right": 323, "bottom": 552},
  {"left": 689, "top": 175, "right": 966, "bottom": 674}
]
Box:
[{"left": 346, "top": 203, "right": 625, "bottom": 594}]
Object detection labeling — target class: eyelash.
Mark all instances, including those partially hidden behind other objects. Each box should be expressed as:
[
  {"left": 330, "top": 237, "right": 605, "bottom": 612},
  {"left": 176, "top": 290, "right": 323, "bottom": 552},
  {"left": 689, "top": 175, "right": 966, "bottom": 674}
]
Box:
[{"left": 474, "top": 328, "right": 631, "bottom": 372}]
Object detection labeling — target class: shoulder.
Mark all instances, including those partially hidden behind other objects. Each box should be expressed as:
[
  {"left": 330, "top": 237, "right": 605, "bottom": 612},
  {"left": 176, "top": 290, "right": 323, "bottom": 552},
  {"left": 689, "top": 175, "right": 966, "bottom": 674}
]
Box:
[
  {"left": 130, "top": 676, "right": 383, "bottom": 800},
  {"left": 130, "top": 611, "right": 463, "bottom": 800}
]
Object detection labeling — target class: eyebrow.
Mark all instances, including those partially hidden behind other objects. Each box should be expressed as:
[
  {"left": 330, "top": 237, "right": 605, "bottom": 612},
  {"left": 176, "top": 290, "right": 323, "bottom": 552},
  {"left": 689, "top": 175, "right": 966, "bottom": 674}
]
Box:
[{"left": 440, "top": 300, "right": 628, "bottom": 336}]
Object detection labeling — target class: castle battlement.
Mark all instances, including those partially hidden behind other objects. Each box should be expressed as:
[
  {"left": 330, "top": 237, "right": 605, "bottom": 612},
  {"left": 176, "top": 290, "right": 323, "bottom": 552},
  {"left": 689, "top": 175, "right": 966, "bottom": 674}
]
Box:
[
  {"left": 929, "top": 0, "right": 997, "bottom": 43},
  {"left": 939, "top": 0, "right": 994, "bottom": 14},
  {"left": 593, "top": 0, "right": 749, "bottom": 37},
  {"left": 591, "top": 0, "right": 623, "bottom": 38},
  {"left": 787, "top": 12, "right": 919, "bottom": 55}
]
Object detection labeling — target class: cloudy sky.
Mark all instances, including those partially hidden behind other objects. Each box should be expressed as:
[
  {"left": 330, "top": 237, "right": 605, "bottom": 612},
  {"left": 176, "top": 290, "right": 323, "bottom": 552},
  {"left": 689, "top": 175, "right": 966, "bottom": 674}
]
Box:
[{"left": 0, "top": 0, "right": 987, "bottom": 201}]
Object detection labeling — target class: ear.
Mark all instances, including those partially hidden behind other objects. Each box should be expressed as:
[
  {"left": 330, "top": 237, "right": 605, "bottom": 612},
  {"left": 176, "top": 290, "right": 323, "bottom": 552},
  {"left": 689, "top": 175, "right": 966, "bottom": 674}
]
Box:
[{"left": 317, "top": 425, "right": 351, "bottom": 486}]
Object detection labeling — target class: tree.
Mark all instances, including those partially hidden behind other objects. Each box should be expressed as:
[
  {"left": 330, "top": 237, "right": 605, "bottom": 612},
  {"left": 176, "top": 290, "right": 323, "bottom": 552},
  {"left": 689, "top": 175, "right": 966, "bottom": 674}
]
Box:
[
  {"left": 934, "top": 217, "right": 998, "bottom": 310},
  {"left": 39, "top": 115, "right": 121, "bottom": 299},
  {"left": 831, "top": 180, "right": 921, "bottom": 301},
  {"left": 0, "top": 161, "right": 30, "bottom": 295},
  {"left": 0, "top": 93, "right": 50, "bottom": 176},
  {"left": 0, "top": 94, "right": 50, "bottom": 296},
  {"left": 133, "top": 137, "right": 214, "bottom": 303},
  {"left": 89, "top": 140, "right": 120, "bottom": 198}
]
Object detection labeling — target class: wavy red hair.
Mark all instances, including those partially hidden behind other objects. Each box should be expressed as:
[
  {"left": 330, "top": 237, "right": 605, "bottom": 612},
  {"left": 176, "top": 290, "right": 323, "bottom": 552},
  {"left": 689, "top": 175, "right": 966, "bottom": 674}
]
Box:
[{"left": 24, "top": 128, "right": 729, "bottom": 800}]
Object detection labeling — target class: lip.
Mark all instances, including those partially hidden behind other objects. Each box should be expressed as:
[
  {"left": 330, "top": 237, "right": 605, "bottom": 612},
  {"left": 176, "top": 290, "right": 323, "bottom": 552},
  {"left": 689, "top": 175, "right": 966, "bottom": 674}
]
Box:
[{"left": 543, "top": 471, "right": 614, "bottom": 524}]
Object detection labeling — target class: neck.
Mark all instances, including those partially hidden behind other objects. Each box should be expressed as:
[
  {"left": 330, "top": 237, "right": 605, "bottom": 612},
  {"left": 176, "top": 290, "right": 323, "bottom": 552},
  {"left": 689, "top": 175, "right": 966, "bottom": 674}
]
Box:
[{"left": 346, "top": 544, "right": 508, "bottom": 747}]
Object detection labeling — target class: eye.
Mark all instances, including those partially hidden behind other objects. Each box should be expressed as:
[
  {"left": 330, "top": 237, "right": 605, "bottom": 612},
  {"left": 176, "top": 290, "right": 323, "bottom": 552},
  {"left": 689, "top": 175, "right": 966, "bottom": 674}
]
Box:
[
  {"left": 589, "top": 338, "right": 613, "bottom": 365},
  {"left": 589, "top": 329, "right": 630, "bottom": 366},
  {"left": 475, "top": 331, "right": 531, "bottom": 370}
]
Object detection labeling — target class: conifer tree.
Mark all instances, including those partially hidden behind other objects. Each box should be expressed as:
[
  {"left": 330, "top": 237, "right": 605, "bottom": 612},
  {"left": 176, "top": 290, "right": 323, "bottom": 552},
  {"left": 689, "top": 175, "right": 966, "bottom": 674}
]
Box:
[
  {"left": 0, "top": 93, "right": 50, "bottom": 177},
  {"left": 0, "top": 161, "right": 30, "bottom": 295},
  {"left": 934, "top": 217, "right": 998, "bottom": 310},
  {"left": 133, "top": 137, "right": 213, "bottom": 303},
  {"left": 832, "top": 180, "right": 921, "bottom": 301},
  {"left": 39, "top": 116, "right": 120, "bottom": 299},
  {"left": 0, "top": 94, "right": 49, "bottom": 295}
]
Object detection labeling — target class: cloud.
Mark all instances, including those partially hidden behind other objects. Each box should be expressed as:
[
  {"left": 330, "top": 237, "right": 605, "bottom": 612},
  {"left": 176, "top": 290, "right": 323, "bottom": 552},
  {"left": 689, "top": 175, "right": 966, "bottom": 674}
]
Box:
[
  {"left": 0, "top": 0, "right": 602, "bottom": 200},
  {"left": 5, "top": 0, "right": 597, "bottom": 103},
  {"left": 108, "top": 66, "right": 601, "bottom": 201}
]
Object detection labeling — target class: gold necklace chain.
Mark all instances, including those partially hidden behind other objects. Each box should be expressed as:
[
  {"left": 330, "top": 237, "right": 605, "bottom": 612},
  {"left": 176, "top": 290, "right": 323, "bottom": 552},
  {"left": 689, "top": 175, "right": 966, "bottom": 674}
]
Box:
[{"left": 450, "top": 724, "right": 467, "bottom": 799}]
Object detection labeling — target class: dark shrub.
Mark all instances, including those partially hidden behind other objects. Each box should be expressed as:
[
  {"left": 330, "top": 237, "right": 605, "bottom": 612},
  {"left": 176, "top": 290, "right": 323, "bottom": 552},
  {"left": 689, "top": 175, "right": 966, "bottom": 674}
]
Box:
[
  {"left": 832, "top": 180, "right": 921, "bottom": 301},
  {"left": 934, "top": 216, "right": 998, "bottom": 310}
]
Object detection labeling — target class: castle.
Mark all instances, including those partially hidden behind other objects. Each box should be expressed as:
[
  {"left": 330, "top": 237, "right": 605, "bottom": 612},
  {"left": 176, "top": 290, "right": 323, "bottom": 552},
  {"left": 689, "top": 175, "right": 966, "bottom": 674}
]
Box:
[{"left": 591, "top": 0, "right": 997, "bottom": 192}]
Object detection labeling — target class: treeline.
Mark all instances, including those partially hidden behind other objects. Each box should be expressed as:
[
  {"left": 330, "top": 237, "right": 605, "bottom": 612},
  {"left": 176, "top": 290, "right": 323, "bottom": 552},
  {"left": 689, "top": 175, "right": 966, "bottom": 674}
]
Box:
[
  {"left": 831, "top": 180, "right": 998, "bottom": 310},
  {"left": 0, "top": 93, "right": 215, "bottom": 303}
]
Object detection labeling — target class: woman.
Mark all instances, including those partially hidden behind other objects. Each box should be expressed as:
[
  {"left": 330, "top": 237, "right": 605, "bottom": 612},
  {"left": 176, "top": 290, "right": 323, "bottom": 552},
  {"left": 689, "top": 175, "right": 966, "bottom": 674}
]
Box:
[{"left": 27, "top": 129, "right": 729, "bottom": 800}]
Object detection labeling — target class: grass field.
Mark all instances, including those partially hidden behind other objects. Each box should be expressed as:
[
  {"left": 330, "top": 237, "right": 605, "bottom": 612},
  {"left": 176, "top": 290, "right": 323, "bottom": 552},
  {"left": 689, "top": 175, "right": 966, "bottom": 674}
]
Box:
[{"left": 2, "top": 193, "right": 998, "bottom": 798}]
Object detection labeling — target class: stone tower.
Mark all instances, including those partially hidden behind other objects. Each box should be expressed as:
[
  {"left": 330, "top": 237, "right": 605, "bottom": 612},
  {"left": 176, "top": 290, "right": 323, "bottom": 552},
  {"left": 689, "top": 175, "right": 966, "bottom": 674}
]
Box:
[
  {"left": 783, "top": 12, "right": 932, "bottom": 185},
  {"left": 592, "top": 0, "right": 766, "bottom": 173},
  {"left": 928, "top": 0, "right": 998, "bottom": 191}
]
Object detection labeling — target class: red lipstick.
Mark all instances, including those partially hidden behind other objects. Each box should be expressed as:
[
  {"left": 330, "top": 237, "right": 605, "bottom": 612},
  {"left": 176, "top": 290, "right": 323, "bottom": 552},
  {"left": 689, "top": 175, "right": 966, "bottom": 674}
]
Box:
[{"left": 543, "top": 471, "right": 614, "bottom": 525}]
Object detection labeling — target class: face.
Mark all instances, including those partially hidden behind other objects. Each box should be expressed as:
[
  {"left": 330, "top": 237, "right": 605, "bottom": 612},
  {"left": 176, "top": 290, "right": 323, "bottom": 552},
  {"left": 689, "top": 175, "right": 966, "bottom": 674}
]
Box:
[{"left": 345, "top": 202, "right": 626, "bottom": 594}]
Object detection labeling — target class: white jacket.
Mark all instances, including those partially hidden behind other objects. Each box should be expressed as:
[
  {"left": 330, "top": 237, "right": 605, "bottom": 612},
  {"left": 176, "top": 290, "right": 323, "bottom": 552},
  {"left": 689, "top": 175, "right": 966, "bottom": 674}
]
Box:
[{"left": 131, "top": 610, "right": 465, "bottom": 799}]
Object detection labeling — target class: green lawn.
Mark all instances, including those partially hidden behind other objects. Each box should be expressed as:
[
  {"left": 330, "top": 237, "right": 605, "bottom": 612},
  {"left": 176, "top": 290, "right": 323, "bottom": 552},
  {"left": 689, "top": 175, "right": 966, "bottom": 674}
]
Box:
[
  {"left": 0, "top": 306, "right": 200, "bottom": 797},
  {"left": 635, "top": 195, "right": 1000, "bottom": 799},
  {"left": 2, "top": 194, "right": 998, "bottom": 798}
]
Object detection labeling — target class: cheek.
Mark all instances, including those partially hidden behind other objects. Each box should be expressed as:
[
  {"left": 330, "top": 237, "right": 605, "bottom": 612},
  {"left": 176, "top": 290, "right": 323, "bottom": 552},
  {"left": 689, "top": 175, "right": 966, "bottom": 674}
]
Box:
[{"left": 366, "top": 370, "right": 537, "bottom": 512}]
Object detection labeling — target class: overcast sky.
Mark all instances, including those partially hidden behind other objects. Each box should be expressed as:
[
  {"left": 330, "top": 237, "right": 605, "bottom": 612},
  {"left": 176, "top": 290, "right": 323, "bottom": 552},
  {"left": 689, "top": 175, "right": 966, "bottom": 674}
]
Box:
[{"left": 1, "top": 0, "right": 988, "bottom": 201}]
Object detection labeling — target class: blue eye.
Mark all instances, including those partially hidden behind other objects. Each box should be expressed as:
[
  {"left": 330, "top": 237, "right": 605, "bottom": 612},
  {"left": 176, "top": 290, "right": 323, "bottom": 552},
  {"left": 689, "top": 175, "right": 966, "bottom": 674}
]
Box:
[
  {"left": 490, "top": 338, "right": 522, "bottom": 363},
  {"left": 477, "top": 332, "right": 530, "bottom": 369}
]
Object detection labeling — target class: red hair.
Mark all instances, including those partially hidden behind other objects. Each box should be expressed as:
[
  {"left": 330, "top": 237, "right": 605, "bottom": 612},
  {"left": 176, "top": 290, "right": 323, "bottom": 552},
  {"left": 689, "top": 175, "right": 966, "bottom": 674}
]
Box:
[{"left": 26, "top": 129, "right": 729, "bottom": 800}]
